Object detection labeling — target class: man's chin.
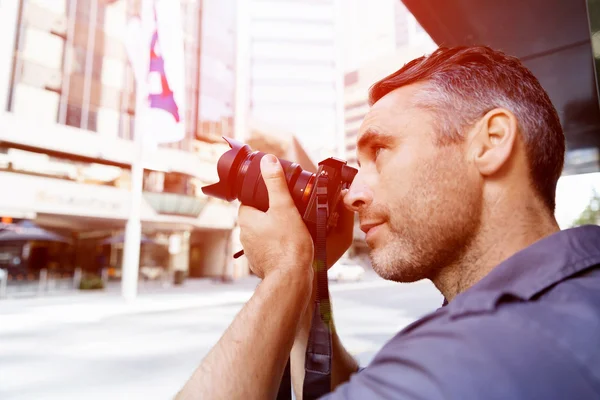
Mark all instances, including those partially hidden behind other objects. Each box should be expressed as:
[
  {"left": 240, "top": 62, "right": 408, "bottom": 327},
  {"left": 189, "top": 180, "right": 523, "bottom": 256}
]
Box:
[{"left": 369, "top": 248, "right": 425, "bottom": 283}]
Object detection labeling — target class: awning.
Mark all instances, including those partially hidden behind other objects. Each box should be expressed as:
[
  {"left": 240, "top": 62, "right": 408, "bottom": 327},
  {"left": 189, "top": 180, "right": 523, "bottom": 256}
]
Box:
[{"left": 0, "top": 220, "right": 71, "bottom": 243}]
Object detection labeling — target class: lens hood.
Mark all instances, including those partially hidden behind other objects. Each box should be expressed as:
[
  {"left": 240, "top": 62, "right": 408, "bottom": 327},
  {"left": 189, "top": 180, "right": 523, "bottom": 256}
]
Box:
[{"left": 201, "top": 137, "right": 252, "bottom": 201}]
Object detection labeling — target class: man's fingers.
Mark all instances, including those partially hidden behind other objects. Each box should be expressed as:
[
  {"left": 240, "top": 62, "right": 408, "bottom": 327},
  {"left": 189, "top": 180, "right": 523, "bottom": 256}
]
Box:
[{"left": 260, "top": 154, "right": 294, "bottom": 210}]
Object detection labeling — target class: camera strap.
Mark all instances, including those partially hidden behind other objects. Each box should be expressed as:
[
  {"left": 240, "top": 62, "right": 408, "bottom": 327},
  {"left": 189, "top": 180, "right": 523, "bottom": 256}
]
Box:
[
  {"left": 302, "top": 174, "right": 333, "bottom": 400},
  {"left": 276, "top": 173, "right": 333, "bottom": 400}
]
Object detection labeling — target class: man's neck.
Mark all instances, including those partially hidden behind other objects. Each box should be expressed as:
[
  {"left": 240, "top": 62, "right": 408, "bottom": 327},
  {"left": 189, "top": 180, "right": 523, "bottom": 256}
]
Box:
[{"left": 433, "top": 200, "right": 560, "bottom": 302}]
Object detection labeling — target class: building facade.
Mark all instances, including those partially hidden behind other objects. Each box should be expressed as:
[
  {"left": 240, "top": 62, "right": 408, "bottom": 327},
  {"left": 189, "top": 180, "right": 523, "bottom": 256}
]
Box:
[
  {"left": 0, "top": 0, "right": 245, "bottom": 285},
  {"left": 234, "top": 0, "right": 345, "bottom": 162}
]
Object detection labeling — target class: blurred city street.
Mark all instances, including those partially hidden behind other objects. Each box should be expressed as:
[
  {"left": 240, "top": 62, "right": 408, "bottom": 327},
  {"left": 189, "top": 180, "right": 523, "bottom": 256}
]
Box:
[
  {"left": 0, "top": 0, "right": 599, "bottom": 399},
  {"left": 0, "top": 271, "right": 442, "bottom": 400}
]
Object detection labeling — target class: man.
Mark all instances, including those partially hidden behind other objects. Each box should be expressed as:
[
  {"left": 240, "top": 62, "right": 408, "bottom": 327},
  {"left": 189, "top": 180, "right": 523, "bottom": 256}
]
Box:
[{"left": 176, "top": 46, "right": 600, "bottom": 399}]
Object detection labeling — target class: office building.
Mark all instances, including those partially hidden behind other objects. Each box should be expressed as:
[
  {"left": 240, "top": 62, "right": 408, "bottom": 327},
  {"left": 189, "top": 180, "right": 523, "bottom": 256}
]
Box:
[
  {"left": 235, "top": 0, "right": 345, "bottom": 162},
  {"left": 0, "top": 0, "right": 245, "bottom": 284}
]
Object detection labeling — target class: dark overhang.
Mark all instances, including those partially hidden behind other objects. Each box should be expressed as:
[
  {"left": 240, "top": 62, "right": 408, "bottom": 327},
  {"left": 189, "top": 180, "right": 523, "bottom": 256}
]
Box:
[{"left": 402, "top": 0, "right": 600, "bottom": 174}]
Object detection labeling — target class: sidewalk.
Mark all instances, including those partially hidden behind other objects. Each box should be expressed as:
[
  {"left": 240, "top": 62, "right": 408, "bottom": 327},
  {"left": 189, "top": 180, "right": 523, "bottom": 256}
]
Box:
[
  {"left": 0, "top": 276, "right": 262, "bottom": 333},
  {"left": 0, "top": 271, "right": 398, "bottom": 334}
]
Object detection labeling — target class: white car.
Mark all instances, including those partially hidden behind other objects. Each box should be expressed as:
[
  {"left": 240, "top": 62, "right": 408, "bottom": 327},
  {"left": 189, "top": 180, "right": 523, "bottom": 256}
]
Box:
[{"left": 327, "top": 259, "right": 365, "bottom": 282}]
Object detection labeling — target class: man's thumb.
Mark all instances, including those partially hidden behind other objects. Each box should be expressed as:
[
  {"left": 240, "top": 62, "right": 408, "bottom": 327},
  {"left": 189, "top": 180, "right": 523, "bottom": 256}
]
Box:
[{"left": 260, "top": 154, "right": 293, "bottom": 209}]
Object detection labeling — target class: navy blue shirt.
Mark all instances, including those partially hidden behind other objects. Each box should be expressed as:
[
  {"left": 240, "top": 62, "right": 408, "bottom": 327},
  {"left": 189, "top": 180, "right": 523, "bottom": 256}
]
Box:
[{"left": 324, "top": 225, "right": 600, "bottom": 399}]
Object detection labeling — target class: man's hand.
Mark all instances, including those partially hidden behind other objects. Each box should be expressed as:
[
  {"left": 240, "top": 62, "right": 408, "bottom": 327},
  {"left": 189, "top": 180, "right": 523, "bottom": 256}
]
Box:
[
  {"left": 176, "top": 157, "right": 317, "bottom": 400},
  {"left": 176, "top": 155, "right": 358, "bottom": 400},
  {"left": 238, "top": 154, "right": 314, "bottom": 279}
]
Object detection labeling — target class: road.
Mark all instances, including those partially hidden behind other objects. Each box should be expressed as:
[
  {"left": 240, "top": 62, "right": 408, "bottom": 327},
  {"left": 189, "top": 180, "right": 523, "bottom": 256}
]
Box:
[{"left": 0, "top": 271, "right": 442, "bottom": 400}]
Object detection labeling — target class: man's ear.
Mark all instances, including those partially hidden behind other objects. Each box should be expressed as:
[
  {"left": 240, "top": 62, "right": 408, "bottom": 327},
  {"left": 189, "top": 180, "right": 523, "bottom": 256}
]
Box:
[{"left": 468, "top": 108, "right": 518, "bottom": 176}]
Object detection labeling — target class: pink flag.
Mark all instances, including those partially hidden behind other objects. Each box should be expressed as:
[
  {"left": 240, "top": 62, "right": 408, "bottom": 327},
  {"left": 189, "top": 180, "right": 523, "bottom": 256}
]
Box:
[{"left": 125, "top": 0, "right": 186, "bottom": 145}]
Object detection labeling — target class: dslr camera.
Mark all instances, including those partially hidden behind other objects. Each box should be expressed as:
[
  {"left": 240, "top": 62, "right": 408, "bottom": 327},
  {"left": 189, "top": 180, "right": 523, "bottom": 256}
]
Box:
[{"left": 202, "top": 137, "right": 358, "bottom": 237}]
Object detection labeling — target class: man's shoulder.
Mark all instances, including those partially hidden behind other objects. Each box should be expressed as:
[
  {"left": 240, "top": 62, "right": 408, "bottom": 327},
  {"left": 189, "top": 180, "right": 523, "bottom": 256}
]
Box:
[
  {"left": 339, "top": 271, "right": 600, "bottom": 400},
  {"left": 412, "top": 266, "right": 600, "bottom": 372},
  {"left": 328, "top": 304, "right": 599, "bottom": 400},
  {"left": 449, "top": 264, "right": 600, "bottom": 335},
  {"left": 326, "top": 231, "right": 600, "bottom": 399}
]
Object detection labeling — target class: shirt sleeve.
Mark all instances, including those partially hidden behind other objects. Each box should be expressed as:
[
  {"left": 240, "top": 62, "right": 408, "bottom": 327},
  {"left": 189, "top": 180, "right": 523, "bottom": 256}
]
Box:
[{"left": 320, "top": 309, "right": 597, "bottom": 400}]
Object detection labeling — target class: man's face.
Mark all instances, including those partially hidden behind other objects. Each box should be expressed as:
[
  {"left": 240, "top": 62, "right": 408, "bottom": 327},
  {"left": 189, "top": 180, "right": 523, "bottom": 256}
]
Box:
[{"left": 344, "top": 84, "right": 483, "bottom": 282}]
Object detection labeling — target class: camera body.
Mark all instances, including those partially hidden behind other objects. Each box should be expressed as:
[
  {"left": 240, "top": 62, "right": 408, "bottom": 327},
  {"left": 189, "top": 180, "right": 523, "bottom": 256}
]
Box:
[
  {"left": 302, "top": 157, "right": 356, "bottom": 235},
  {"left": 201, "top": 137, "right": 357, "bottom": 236}
]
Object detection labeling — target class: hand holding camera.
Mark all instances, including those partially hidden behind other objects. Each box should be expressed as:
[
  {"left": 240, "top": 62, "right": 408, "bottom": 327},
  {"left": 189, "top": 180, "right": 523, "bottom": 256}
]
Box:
[
  {"left": 236, "top": 155, "right": 355, "bottom": 281},
  {"left": 202, "top": 137, "right": 358, "bottom": 277},
  {"left": 237, "top": 155, "right": 314, "bottom": 280},
  {"left": 201, "top": 138, "right": 358, "bottom": 398}
]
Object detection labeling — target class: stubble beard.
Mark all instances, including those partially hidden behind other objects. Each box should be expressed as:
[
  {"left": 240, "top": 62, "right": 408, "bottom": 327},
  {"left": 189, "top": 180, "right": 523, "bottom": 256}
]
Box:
[{"left": 367, "top": 150, "right": 483, "bottom": 283}]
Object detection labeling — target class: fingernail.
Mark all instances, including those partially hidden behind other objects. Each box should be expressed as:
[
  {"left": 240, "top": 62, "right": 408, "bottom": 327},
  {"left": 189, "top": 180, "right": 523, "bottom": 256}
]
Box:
[
  {"left": 261, "top": 154, "right": 278, "bottom": 172},
  {"left": 263, "top": 154, "right": 277, "bottom": 164}
]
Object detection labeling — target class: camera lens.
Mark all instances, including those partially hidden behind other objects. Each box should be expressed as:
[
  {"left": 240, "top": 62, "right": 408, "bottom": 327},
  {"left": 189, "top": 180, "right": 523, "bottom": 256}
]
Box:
[{"left": 202, "top": 137, "right": 316, "bottom": 214}]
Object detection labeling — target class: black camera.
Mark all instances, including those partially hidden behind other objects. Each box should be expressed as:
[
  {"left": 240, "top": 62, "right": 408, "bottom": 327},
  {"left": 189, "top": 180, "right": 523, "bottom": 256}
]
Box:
[{"left": 202, "top": 137, "right": 358, "bottom": 236}]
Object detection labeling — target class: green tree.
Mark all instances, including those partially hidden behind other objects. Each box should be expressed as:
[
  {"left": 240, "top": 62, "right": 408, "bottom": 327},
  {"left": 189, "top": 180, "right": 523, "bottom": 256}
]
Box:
[{"left": 572, "top": 189, "right": 600, "bottom": 226}]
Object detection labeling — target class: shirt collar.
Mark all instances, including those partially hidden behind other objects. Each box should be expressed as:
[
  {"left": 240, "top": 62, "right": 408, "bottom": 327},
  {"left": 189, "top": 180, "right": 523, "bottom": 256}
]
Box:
[{"left": 448, "top": 225, "right": 600, "bottom": 317}]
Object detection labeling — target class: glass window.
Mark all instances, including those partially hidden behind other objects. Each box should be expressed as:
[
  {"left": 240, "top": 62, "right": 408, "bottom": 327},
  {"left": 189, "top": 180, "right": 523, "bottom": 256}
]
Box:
[
  {"left": 65, "top": 104, "right": 89, "bottom": 130},
  {"left": 12, "top": 83, "right": 60, "bottom": 123},
  {"left": 56, "top": 0, "right": 109, "bottom": 132},
  {"left": 201, "top": 33, "right": 235, "bottom": 65},
  {"left": 70, "top": 47, "right": 104, "bottom": 80},
  {"left": 199, "top": 95, "right": 232, "bottom": 120},
  {"left": 251, "top": 85, "right": 336, "bottom": 104},
  {"left": 251, "top": 1, "right": 334, "bottom": 21},
  {"left": 103, "top": 0, "right": 127, "bottom": 37},
  {"left": 252, "top": 20, "right": 334, "bottom": 41},
  {"left": 253, "top": 63, "right": 335, "bottom": 82},
  {"left": 252, "top": 41, "right": 336, "bottom": 62},
  {"left": 119, "top": 112, "right": 134, "bottom": 141},
  {"left": 101, "top": 58, "right": 125, "bottom": 89},
  {"left": 96, "top": 107, "right": 120, "bottom": 137},
  {"left": 20, "top": 28, "right": 64, "bottom": 70},
  {"left": 195, "top": 0, "right": 236, "bottom": 141},
  {"left": 28, "top": 0, "right": 67, "bottom": 15},
  {"left": 19, "top": 60, "right": 62, "bottom": 91}
]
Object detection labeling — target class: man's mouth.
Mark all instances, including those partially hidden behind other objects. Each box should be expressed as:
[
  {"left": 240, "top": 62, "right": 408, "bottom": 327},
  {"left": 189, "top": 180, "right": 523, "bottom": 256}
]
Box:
[
  {"left": 360, "top": 222, "right": 382, "bottom": 234},
  {"left": 360, "top": 222, "right": 384, "bottom": 241}
]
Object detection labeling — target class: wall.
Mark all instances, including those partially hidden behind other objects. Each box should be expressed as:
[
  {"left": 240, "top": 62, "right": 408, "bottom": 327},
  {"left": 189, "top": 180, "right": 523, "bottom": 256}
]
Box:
[{"left": 189, "top": 230, "right": 231, "bottom": 277}]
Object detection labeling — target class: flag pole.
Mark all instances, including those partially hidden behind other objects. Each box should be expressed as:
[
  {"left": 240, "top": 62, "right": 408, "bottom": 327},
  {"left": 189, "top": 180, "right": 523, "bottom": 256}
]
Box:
[
  {"left": 122, "top": 81, "right": 145, "bottom": 301},
  {"left": 122, "top": 0, "right": 152, "bottom": 301},
  {"left": 121, "top": 0, "right": 185, "bottom": 300}
]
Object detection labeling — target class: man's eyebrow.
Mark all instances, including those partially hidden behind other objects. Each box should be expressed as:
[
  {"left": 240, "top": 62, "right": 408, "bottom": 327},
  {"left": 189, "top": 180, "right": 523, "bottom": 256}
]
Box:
[{"left": 356, "top": 128, "right": 395, "bottom": 151}]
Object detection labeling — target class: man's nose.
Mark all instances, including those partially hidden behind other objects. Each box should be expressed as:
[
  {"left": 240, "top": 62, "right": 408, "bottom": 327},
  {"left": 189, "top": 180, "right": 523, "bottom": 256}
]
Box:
[{"left": 343, "top": 174, "right": 373, "bottom": 212}]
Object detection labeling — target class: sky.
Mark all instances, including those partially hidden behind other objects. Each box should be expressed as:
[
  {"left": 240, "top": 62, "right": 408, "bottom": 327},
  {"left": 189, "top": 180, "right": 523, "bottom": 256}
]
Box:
[{"left": 555, "top": 172, "right": 600, "bottom": 228}]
